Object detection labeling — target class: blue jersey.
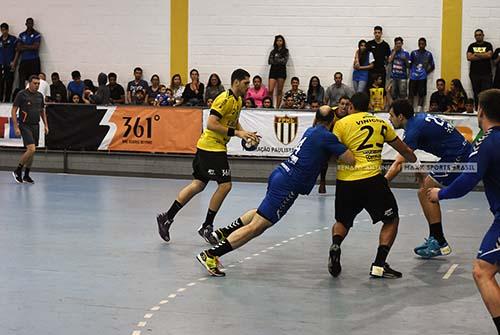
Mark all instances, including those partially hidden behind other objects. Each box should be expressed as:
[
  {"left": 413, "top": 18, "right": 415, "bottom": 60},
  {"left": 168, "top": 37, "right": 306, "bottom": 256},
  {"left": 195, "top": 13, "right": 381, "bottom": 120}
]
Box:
[
  {"left": 403, "top": 113, "right": 471, "bottom": 159},
  {"left": 409, "top": 50, "right": 434, "bottom": 80},
  {"left": 19, "top": 30, "right": 41, "bottom": 61},
  {"left": 0, "top": 35, "right": 17, "bottom": 65},
  {"left": 439, "top": 127, "right": 500, "bottom": 221},
  {"left": 279, "top": 124, "right": 347, "bottom": 195}
]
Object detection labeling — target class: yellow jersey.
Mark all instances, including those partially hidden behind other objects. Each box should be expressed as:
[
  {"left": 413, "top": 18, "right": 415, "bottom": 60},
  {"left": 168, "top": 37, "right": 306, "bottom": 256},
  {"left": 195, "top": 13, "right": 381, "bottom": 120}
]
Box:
[
  {"left": 369, "top": 87, "right": 385, "bottom": 112},
  {"left": 197, "top": 90, "right": 243, "bottom": 152},
  {"left": 333, "top": 112, "right": 398, "bottom": 181}
]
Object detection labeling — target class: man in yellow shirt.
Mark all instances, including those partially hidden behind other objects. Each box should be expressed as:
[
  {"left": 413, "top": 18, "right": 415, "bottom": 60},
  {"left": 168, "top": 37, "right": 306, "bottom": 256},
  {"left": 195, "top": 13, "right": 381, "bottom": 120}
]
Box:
[
  {"left": 156, "top": 69, "right": 259, "bottom": 244},
  {"left": 330, "top": 92, "right": 417, "bottom": 278}
]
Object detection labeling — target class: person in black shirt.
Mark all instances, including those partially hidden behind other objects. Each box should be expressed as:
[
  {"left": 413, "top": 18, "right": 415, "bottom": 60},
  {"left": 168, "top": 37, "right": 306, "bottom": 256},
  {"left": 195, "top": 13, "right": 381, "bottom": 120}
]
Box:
[
  {"left": 49, "top": 72, "right": 67, "bottom": 102},
  {"left": 181, "top": 68, "right": 204, "bottom": 106},
  {"left": 127, "top": 67, "right": 149, "bottom": 104},
  {"left": 107, "top": 72, "right": 125, "bottom": 104},
  {"left": 467, "top": 29, "right": 493, "bottom": 107},
  {"left": 493, "top": 48, "right": 500, "bottom": 89},
  {"left": 429, "top": 78, "right": 452, "bottom": 113},
  {"left": 11, "top": 75, "right": 48, "bottom": 184},
  {"left": 366, "top": 26, "right": 391, "bottom": 87}
]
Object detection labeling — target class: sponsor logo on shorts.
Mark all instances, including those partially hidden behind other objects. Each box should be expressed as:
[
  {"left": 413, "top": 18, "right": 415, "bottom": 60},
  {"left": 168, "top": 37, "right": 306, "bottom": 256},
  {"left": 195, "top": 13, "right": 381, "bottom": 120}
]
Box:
[
  {"left": 208, "top": 169, "right": 215, "bottom": 176},
  {"left": 222, "top": 169, "right": 231, "bottom": 177},
  {"left": 384, "top": 208, "right": 394, "bottom": 217}
]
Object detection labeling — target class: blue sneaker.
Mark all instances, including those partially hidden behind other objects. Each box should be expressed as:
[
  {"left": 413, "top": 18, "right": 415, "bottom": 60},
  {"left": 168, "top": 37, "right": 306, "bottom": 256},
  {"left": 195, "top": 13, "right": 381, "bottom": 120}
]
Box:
[
  {"left": 414, "top": 236, "right": 452, "bottom": 258},
  {"left": 413, "top": 238, "right": 431, "bottom": 252}
]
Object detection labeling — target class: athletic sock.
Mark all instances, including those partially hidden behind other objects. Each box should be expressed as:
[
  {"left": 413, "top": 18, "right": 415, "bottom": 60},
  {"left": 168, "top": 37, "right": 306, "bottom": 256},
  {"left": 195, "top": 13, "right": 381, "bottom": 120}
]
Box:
[
  {"left": 374, "top": 245, "right": 391, "bottom": 267},
  {"left": 219, "top": 218, "right": 244, "bottom": 237},
  {"left": 320, "top": 166, "right": 327, "bottom": 183},
  {"left": 203, "top": 209, "right": 217, "bottom": 228},
  {"left": 24, "top": 168, "right": 30, "bottom": 177},
  {"left": 429, "top": 222, "right": 447, "bottom": 245},
  {"left": 166, "top": 200, "right": 183, "bottom": 220},
  {"left": 15, "top": 164, "right": 23, "bottom": 174},
  {"left": 332, "top": 234, "right": 344, "bottom": 246},
  {"left": 207, "top": 240, "right": 233, "bottom": 258},
  {"left": 493, "top": 316, "right": 500, "bottom": 334}
]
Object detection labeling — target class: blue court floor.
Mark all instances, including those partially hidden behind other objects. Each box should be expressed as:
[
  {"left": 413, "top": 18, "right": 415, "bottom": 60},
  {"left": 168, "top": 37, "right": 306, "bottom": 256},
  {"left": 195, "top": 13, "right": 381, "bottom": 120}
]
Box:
[{"left": 0, "top": 171, "right": 496, "bottom": 335}]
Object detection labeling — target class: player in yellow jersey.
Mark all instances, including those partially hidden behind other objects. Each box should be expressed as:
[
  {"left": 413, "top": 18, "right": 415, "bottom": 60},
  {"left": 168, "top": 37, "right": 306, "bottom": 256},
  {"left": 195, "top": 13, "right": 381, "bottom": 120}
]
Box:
[
  {"left": 156, "top": 69, "right": 259, "bottom": 244},
  {"left": 329, "top": 92, "right": 417, "bottom": 278}
]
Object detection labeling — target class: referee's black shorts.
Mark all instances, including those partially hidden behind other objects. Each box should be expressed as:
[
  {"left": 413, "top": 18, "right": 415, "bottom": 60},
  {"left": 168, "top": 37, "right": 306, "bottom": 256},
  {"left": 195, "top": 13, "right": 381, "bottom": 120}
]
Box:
[
  {"left": 19, "top": 123, "right": 39, "bottom": 147},
  {"left": 192, "top": 149, "right": 231, "bottom": 184},
  {"left": 335, "top": 174, "right": 398, "bottom": 228}
]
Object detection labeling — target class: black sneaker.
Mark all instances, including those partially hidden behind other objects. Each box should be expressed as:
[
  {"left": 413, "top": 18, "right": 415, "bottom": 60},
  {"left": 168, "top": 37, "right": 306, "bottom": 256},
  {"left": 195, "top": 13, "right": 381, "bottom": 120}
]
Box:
[
  {"left": 198, "top": 225, "right": 218, "bottom": 245},
  {"left": 210, "top": 229, "right": 226, "bottom": 244},
  {"left": 370, "top": 263, "right": 402, "bottom": 279},
  {"left": 156, "top": 212, "right": 173, "bottom": 242},
  {"left": 23, "top": 175, "right": 34, "bottom": 184},
  {"left": 12, "top": 170, "right": 23, "bottom": 184},
  {"left": 328, "top": 244, "right": 342, "bottom": 277}
]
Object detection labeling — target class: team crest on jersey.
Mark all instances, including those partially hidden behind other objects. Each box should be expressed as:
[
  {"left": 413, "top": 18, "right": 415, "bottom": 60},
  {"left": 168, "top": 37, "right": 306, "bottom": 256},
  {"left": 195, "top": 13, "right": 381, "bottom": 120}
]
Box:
[{"left": 274, "top": 115, "right": 298, "bottom": 145}]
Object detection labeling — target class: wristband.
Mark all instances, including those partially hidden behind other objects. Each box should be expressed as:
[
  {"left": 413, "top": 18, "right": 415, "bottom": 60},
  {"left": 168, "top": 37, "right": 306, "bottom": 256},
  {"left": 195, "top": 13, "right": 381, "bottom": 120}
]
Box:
[{"left": 227, "top": 128, "right": 235, "bottom": 137}]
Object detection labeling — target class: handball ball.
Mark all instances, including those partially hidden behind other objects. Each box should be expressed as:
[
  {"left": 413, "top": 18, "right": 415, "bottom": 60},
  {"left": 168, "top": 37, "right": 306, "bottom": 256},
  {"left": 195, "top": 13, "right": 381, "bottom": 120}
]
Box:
[{"left": 241, "top": 137, "right": 259, "bottom": 151}]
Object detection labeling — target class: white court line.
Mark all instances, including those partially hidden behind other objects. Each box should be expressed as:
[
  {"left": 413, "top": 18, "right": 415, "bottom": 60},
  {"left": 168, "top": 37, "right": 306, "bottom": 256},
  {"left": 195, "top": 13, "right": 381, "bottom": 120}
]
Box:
[
  {"left": 159, "top": 300, "right": 168, "bottom": 305},
  {"left": 323, "top": 226, "right": 329, "bottom": 230},
  {"left": 275, "top": 243, "right": 282, "bottom": 246},
  {"left": 282, "top": 240, "right": 288, "bottom": 243},
  {"left": 137, "top": 321, "right": 147, "bottom": 327},
  {"left": 446, "top": 209, "right": 454, "bottom": 213},
  {"left": 144, "top": 313, "right": 153, "bottom": 319},
  {"left": 289, "top": 237, "right": 296, "bottom": 240},
  {"left": 306, "top": 232, "right": 312, "bottom": 235},
  {"left": 245, "top": 256, "right": 252, "bottom": 260},
  {"left": 150, "top": 306, "right": 160, "bottom": 311},
  {"left": 177, "top": 288, "right": 186, "bottom": 292},
  {"left": 442, "top": 264, "right": 459, "bottom": 280},
  {"left": 261, "top": 249, "right": 267, "bottom": 253},
  {"left": 314, "top": 229, "right": 320, "bottom": 232},
  {"left": 228, "top": 264, "right": 235, "bottom": 268},
  {"left": 132, "top": 331, "right": 141, "bottom": 335},
  {"left": 253, "top": 253, "right": 260, "bottom": 256},
  {"left": 267, "top": 246, "right": 274, "bottom": 250},
  {"left": 187, "top": 282, "right": 196, "bottom": 287},
  {"left": 458, "top": 209, "right": 467, "bottom": 212},
  {"left": 198, "top": 277, "right": 207, "bottom": 281},
  {"left": 297, "top": 234, "right": 304, "bottom": 237},
  {"left": 168, "top": 294, "right": 176, "bottom": 298}
]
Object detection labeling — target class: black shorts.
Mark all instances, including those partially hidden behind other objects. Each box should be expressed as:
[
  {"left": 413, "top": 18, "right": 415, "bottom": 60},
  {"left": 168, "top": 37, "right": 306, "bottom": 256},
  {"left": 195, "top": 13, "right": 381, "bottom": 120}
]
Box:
[
  {"left": 269, "top": 64, "right": 286, "bottom": 80},
  {"left": 18, "top": 58, "right": 41, "bottom": 83},
  {"left": 192, "top": 149, "right": 231, "bottom": 184},
  {"left": 409, "top": 79, "right": 427, "bottom": 97},
  {"left": 335, "top": 174, "right": 398, "bottom": 228},
  {"left": 19, "top": 123, "right": 39, "bottom": 146}
]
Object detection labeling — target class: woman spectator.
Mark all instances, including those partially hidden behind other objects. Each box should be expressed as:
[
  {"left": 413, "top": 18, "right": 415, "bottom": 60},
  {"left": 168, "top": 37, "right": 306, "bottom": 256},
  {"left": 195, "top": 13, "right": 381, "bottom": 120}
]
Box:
[
  {"left": 268, "top": 35, "right": 289, "bottom": 108},
  {"left": 180, "top": 69, "right": 204, "bottom": 106},
  {"left": 352, "top": 40, "right": 375, "bottom": 93},
  {"left": 83, "top": 79, "right": 96, "bottom": 93},
  {"left": 204, "top": 73, "right": 225, "bottom": 104},
  {"left": 447, "top": 79, "right": 468, "bottom": 113},
  {"left": 306, "top": 76, "right": 324, "bottom": 106},
  {"left": 170, "top": 74, "right": 185, "bottom": 105},
  {"left": 245, "top": 97, "right": 256, "bottom": 109},
  {"left": 245, "top": 75, "right": 268, "bottom": 107},
  {"left": 262, "top": 96, "right": 274, "bottom": 109},
  {"left": 146, "top": 74, "right": 161, "bottom": 105}
]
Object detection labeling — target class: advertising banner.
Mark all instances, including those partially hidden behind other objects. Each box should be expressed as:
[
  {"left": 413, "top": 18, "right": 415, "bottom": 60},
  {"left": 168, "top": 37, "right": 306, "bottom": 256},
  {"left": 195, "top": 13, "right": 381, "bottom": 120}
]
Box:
[{"left": 0, "top": 103, "right": 45, "bottom": 147}]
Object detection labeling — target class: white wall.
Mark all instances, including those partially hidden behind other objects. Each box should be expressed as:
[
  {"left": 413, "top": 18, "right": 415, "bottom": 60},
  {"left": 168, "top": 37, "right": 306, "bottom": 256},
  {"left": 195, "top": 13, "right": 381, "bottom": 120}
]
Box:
[
  {"left": 462, "top": 0, "right": 500, "bottom": 97},
  {"left": 2, "top": 0, "right": 170, "bottom": 88},
  {"left": 189, "top": 0, "right": 442, "bottom": 102}
]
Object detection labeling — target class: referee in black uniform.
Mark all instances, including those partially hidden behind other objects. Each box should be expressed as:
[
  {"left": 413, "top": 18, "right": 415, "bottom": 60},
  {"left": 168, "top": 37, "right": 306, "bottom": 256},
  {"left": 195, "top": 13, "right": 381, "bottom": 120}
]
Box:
[{"left": 11, "top": 74, "right": 48, "bottom": 183}]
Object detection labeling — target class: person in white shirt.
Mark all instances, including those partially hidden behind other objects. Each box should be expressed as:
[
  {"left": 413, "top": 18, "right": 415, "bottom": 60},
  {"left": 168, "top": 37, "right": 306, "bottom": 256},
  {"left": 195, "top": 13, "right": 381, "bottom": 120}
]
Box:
[{"left": 26, "top": 72, "right": 49, "bottom": 101}]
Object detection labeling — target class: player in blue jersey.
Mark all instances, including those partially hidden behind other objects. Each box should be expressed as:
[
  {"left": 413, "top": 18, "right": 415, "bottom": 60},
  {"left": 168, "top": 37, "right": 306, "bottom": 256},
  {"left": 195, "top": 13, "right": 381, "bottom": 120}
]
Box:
[
  {"left": 385, "top": 99, "right": 472, "bottom": 258},
  {"left": 196, "top": 106, "right": 355, "bottom": 276},
  {"left": 427, "top": 89, "right": 500, "bottom": 334}
]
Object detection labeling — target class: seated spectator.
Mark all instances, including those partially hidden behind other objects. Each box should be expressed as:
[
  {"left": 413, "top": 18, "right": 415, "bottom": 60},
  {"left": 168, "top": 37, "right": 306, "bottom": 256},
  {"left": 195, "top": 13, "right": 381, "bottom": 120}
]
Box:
[
  {"left": 306, "top": 76, "right": 325, "bottom": 106},
  {"left": 170, "top": 73, "right": 185, "bottom": 105},
  {"left": 67, "top": 70, "right": 85, "bottom": 99},
  {"left": 204, "top": 73, "right": 225, "bottom": 103},
  {"left": 107, "top": 72, "right": 125, "bottom": 104},
  {"left": 309, "top": 99, "right": 320, "bottom": 111},
  {"left": 36, "top": 72, "right": 50, "bottom": 101},
  {"left": 127, "top": 67, "right": 149, "bottom": 104},
  {"left": 428, "top": 99, "right": 439, "bottom": 113},
  {"left": 84, "top": 79, "right": 96, "bottom": 93},
  {"left": 429, "top": 78, "right": 452, "bottom": 113},
  {"left": 132, "top": 88, "right": 146, "bottom": 105},
  {"left": 245, "top": 75, "right": 268, "bottom": 107},
  {"left": 325, "top": 72, "right": 354, "bottom": 106},
  {"left": 245, "top": 97, "right": 256, "bottom": 108},
  {"left": 206, "top": 98, "right": 214, "bottom": 108},
  {"left": 447, "top": 78, "right": 468, "bottom": 113},
  {"left": 154, "top": 85, "right": 174, "bottom": 106},
  {"left": 87, "top": 72, "right": 110, "bottom": 105},
  {"left": 352, "top": 40, "right": 374, "bottom": 93},
  {"left": 262, "top": 95, "right": 273, "bottom": 109},
  {"left": 49, "top": 72, "right": 67, "bottom": 102},
  {"left": 283, "top": 77, "right": 306, "bottom": 109},
  {"left": 465, "top": 98, "right": 475, "bottom": 113},
  {"left": 180, "top": 68, "right": 204, "bottom": 106},
  {"left": 70, "top": 93, "right": 83, "bottom": 104},
  {"left": 282, "top": 94, "right": 295, "bottom": 109},
  {"left": 146, "top": 74, "right": 161, "bottom": 105},
  {"left": 369, "top": 74, "right": 386, "bottom": 112}
]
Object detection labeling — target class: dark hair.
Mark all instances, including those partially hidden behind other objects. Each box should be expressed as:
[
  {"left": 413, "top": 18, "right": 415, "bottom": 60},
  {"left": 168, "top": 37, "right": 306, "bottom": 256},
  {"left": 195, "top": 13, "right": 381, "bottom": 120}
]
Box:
[
  {"left": 307, "top": 76, "right": 322, "bottom": 103},
  {"left": 465, "top": 98, "right": 474, "bottom": 105},
  {"left": 394, "top": 36, "right": 403, "bottom": 44},
  {"left": 230, "top": 68, "right": 250, "bottom": 84},
  {"left": 134, "top": 67, "right": 143, "bottom": 73},
  {"left": 171, "top": 74, "right": 182, "bottom": 88},
  {"left": 474, "top": 29, "right": 484, "bottom": 34},
  {"left": 273, "top": 35, "right": 287, "bottom": 49},
  {"left": 436, "top": 78, "right": 446, "bottom": 85},
  {"left": 357, "top": 39, "right": 369, "bottom": 65},
  {"left": 207, "top": 73, "right": 222, "bottom": 87},
  {"left": 429, "top": 99, "right": 439, "bottom": 105},
  {"left": 339, "top": 95, "right": 350, "bottom": 103},
  {"left": 390, "top": 99, "right": 414, "bottom": 119},
  {"left": 374, "top": 26, "right": 383, "bottom": 32},
  {"left": 84, "top": 79, "right": 96, "bottom": 92},
  {"left": 310, "top": 99, "right": 320, "bottom": 105},
  {"left": 350, "top": 92, "right": 370, "bottom": 112},
  {"left": 262, "top": 95, "right": 273, "bottom": 108},
  {"left": 372, "top": 73, "right": 383, "bottom": 82},
  {"left": 245, "top": 97, "right": 256, "bottom": 108},
  {"left": 253, "top": 75, "right": 262, "bottom": 82},
  {"left": 159, "top": 84, "right": 167, "bottom": 89},
  {"left": 71, "top": 70, "right": 81, "bottom": 79},
  {"left": 450, "top": 79, "right": 467, "bottom": 100},
  {"left": 334, "top": 72, "right": 343, "bottom": 79},
  {"left": 0, "top": 23, "right": 8, "bottom": 30},
  {"left": 418, "top": 37, "right": 427, "bottom": 44},
  {"left": 51, "top": 72, "right": 59, "bottom": 78},
  {"left": 291, "top": 77, "right": 299, "bottom": 83},
  {"left": 26, "top": 18, "right": 34, "bottom": 23},
  {"left": 108, "top": 72, "right": 117, "bottom": 80},
  {"left": 478, "top": 89, "right": 500, "bottom": 122},
  {"left": 70, "top": 93, "right": 82, "bottom": 103},
  {"left": 190, "top": 68, "right": 199, "bottom": 76},
  {"left": 28, "top": 75, "right": 39, "bottom": 82},
  {"left": 150, "top": 74, "right": 160, "bottom": 82}
]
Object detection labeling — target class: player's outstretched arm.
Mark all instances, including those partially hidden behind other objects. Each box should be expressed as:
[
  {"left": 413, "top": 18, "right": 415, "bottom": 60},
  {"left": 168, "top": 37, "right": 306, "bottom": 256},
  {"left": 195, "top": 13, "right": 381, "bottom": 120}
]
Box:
[
  {"left": 385, "top": 153, "right": 406, "bottom": 182},
  {"left": 388, "top": 137, "right": 417, "bottom": 163}
]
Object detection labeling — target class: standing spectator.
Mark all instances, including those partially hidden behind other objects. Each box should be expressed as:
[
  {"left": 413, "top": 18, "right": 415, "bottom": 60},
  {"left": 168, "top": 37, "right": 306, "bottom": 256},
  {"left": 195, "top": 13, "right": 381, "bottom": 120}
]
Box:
[
  {"left": 283, "top": 77, "right": 306, "bottom": 109},
  {"left": 67, "top": 70, "right": 84, "bottom": 98},
  {"left": 49, "top": 72, "right": 67, "bottom": 103},
  {"left": 325, "top": 72, "right": 354, "bottom": 106},
  {"left": 107, "top": 72, "right": 125, "bottom": 105},
  {"left": 429, "top": 78, "right": 452, "bottom": 113},
  {"left": 409, "top": 37, "right": 435, "bottom": 112},
  {"left": 87, "top": 73, "right": 110, "bottom": 105},
  {"left": 366, "top": 26, "right": 391, "bottom": 87},
  {"left": 447, "top": 79, "right": 468, "bottom": 113},
  {"left": 180, "top": 68, "right": 204, "bottom": 106},
  {"left": 306, "top": 76, "right": 325, "bottom": 105},
  {"left": 16, "top": 18, "right": 41, "bottom": 89},
  {"left": 0, "top": 23, "right": 18, "bottom": 102},
  {"left": 369, "top": 74, "right": 386, "bottom": 112},
  {"left": 245, "top": 75, "right": 268, "bottom": 107},
  {"left": 268, "top": 35, "right": 289, "bottom": 108},
  {"left": 262, "top": 96, "right": 273, "bottom": 109},
  {"left": 493, "top": 47, "right": 500, "bottom": 89},
  {"left": 146, "top": 74, "right": 161, "bottom": 105},
  {"left": 204, "top": 73, "right": 225, "bottom": 103},
  {"left": 467, "top": 29, "right": 493, "bottom": 107},
  {"left": 388, "top": 37, "right": 410, "bottom": 100},
  {"left": 170, "top": 74, "right": 185, "bottom": 105},
  {"left": 127, "top": 67, "right": 149, "bottom": 104},
  {"left": 352, "top": 40, "right": 374, "bottom": 93},
  {"left": 36, "top": 73, "right": 50, "bottom": 101}
]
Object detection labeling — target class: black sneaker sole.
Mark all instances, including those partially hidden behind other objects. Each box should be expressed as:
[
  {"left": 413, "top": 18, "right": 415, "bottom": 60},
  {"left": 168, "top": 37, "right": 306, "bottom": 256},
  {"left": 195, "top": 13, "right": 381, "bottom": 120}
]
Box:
[
  {"left": 328, "top": 245, "right": 341, "bottom": 277},
  {"left": 12, "top": 172, "right": 23, "bottom": 184}
]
